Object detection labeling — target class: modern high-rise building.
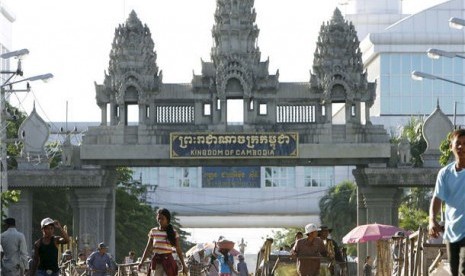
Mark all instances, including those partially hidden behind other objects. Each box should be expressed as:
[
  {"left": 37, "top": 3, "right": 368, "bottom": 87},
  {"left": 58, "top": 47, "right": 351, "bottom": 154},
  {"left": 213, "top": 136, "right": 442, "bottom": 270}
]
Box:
[{"left": 346, "top": 0, "right": 465, "bottom": 132}]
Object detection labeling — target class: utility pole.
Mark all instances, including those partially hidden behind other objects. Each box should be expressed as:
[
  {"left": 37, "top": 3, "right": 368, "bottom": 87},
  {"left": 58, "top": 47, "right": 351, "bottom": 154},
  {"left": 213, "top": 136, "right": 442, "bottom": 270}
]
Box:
[
  {"left": 0, "top": 49, "right": 53, "bottom": 196},
  {"left": 0, "top": 86, "right": 7, "bottom": 193}
]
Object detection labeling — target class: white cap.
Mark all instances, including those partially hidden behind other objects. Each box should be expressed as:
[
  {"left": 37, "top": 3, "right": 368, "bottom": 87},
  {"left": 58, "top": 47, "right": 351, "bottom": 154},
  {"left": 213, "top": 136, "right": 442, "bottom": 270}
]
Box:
[
  {"left": 41, "top": 217, "right": 54, "bottom": 229},
  {"left": 304, "top": 223, "right": 318, "bottom": 234}
]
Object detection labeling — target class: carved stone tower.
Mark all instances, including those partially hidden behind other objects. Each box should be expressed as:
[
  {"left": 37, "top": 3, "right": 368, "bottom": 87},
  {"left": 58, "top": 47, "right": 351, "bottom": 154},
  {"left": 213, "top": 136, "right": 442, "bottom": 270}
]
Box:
[
  {"left": 310, "top": 8, "right": 375, "bottom": 127},
  {"left": 209, "top": 0, "right": 278, "bottom": 97},
  {"left": 96, "top": 10, "right": 162, "bottom": 126},
  {"left": 192, "top": 0, "right": 279, "bottom": 129}
]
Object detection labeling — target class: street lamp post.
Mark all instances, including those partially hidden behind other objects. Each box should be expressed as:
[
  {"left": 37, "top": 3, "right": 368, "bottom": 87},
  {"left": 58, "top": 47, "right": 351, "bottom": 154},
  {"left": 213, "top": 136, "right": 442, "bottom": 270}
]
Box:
[
  {"left": 0, "top": 49, "right": 53, "bottom": 195},
  {"left": 449, "top": 17, "right": 465, "bottom": 29},
  {"left": 411, "top": 17, "right": 465, "bottom": 129},
  {"left": 411, "top": 70, "right": 465, "bottom": 87},
  {"left": 426, "top": 48, "right": 465, "bottom": 60}
]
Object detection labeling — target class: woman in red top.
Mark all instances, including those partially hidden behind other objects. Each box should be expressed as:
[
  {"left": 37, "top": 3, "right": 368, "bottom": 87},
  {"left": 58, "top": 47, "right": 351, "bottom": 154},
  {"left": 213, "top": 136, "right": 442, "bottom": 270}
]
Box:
[{"left": 138, "top": 208, "right": 187, "bottom": 276}]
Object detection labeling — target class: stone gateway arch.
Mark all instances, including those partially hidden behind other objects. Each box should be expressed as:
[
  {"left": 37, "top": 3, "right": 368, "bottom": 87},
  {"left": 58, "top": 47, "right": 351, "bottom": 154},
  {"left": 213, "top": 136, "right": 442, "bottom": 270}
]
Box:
[{"left": 7, "top": 1, "right": 452, "bottom": 271}]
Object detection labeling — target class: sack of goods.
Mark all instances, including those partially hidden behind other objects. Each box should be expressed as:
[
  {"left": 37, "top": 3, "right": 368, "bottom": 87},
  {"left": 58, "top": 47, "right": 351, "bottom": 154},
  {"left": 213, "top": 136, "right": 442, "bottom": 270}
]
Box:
[{"left": 218, "top": 239, "right": 235, "bottom": 250}]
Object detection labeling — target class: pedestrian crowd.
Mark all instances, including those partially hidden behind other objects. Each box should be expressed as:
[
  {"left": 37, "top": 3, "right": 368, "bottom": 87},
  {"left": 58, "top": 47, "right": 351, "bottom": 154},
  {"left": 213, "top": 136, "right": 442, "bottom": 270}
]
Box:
[
  {"left": 0, "top": 210, "right": 349, "bottom": 276},
  {"left": 5, "top": 129, "right": 464, "bottom": 276},
  {"left": 0, "top": 216, "right": 118, "bottom": 276}
]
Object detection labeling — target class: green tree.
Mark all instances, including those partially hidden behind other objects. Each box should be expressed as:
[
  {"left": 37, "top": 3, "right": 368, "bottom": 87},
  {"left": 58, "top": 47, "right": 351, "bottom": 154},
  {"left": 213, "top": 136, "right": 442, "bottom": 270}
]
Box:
[
  {"left": 4, "top": 102, "right": 26, "bottom": 165},
  {"left": 31, "top": 188, "right": 73, "bottom": 242},
  {"left": 269, "top": 227, "right": 303, "bottom": 251},
  {"left": 114, "top": 169, "right": 195, "bottom": 262},
  {"left": 393, "top": 117, "right": 432, "bottom": 230},
  {"left": 270, "top": 181, "right": 358, "bottom": 256},
  {"left": 1, "top": 190, "right": 21, "bottom": 220},
  {"left": 439, "top": 132, "right": 452, "bottom": 166},
  {"left": 114, "top": 186, "right": 155, "bottom": 262},
  {"left": 398, "top": 187, "right": 432, "bottom": 231},
  {"left": 45, "top": 141, "right": 63, "bottom": 168},
  {"left": 115, "top": 167, "right": 154, "bottom": 262},
  {"left": 1, "top": 102, "right": 26, "bottom": 219},
  {"left": 401, "top": 187, "right": 431, "bottom": 212},
  {"left": 398, "top": 204, "right": 428, "bottom": 231},
  {"left": 319, "top": 181, "right": 357, "bottom": 244},
  {"left": 391, "top": 116, "right": 427, "bottom": 167}
]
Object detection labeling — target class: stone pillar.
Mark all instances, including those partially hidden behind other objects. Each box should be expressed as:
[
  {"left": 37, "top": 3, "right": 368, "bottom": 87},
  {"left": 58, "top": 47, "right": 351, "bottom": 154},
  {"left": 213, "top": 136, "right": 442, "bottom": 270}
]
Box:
[
  {"left": 361, "top": 186, "right": 402, "bottom": 225},
  {"left": 149, "top": 103, "right": 155, "bottom": 123},
  {"left": 139, "top": 104, "right": 147, "bottom": 125},
  {"left": 357, "top": 186, "right": 367, "bottom": 276},
  {"left": 354, "top": 102, "right": 361, "bottom": 123},
  {"left": 325, "top": 103, "right": 332, "bottom": 124},
  {"left": 353, "top": 167, "right": 403, "bottom": 276},
  {"left": 317, "top": 104, "right": 325, "bottom": 123},
  {"left": 70, "top": 186, "right": 115, "bottom": 257},
  {"left": 220, "top": 99, "right": 226, "bottom": 125},
  {"left": 119, "top": 105, "right": 127, "bottom": 126},
  {"left": 345, "top": 102, "right": 352, "bottom": 124},
  {"left": 212, "top": 98, "right": 219, "bottom": 125},
  {"left": 243, "top": 98, "right": 248, "bottom": 124},
  {"left": 358, "top": 187, "right": 402, "bottom": 273},
  {"left": 364, "top": 102, "right": 371, "bottom": 124},
  {"left": 8, "top": 189, "right": 33, "bottom": 251},
  {"left": 100, "top": 104, "right": 107, "bottom": 126},
  {"left": 110, "top": 103, "right": 117, "bottom": 126}
]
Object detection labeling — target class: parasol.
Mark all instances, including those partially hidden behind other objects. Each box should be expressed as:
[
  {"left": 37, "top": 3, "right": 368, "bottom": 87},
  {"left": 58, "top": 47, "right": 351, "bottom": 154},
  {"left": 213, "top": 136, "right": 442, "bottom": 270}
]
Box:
[{"left": 342, "top": 223, "right": 406, "bottom": 244}]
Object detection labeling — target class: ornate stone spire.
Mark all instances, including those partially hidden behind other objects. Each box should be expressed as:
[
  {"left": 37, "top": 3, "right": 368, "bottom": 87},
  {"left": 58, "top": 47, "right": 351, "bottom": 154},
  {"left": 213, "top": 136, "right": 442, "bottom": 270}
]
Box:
[
  {"left": 193, "top": 0, "right": 278, "bottom": 97},
  {"left": 310, "top": 8, "right": 373, "bottom": 107},
  {"left": 100, "top": 10, "right": 162, "bottom": 107},
  {"left": 211, "top": 0, "right": 260, "bottom": 66}
]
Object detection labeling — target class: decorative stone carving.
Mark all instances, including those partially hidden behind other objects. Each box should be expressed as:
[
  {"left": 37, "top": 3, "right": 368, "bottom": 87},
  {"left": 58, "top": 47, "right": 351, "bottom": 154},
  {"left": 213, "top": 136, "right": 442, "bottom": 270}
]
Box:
[
  {"left": 90, "top": 1, "right": 389, "bottom": 143},
  {"left": 397, "top": 137, "right": 412, "bottom": 167},
  {"left": 96, "top": 10, "right": 162, "bottom": 124},
  {"left": 310, "top": 8, "right": 374, "bottom": 109},
  {"left": 17, "top": 104, "right": 49, "bottom": 159},
  {"left": 193, "top": 0, "right": 279, "bottom": 95},
  {"left": 61, "top": 134, "right": 81, "bottom": 169},
  {"left": 421, "top": 101, "right": 454, "bottom": 167}
]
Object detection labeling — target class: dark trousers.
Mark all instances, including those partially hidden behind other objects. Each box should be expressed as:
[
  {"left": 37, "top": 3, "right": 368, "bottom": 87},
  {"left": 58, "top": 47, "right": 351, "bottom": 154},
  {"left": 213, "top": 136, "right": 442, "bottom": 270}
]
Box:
[{"left": 446, "top": 237, "right": 465, "bottom": 276}]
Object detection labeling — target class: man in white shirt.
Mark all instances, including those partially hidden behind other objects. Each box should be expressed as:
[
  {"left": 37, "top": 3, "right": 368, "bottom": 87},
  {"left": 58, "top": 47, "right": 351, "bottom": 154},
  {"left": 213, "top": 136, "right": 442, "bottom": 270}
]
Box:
[{"left": 1, "top": 218, "right": 29, "bottom": 276}]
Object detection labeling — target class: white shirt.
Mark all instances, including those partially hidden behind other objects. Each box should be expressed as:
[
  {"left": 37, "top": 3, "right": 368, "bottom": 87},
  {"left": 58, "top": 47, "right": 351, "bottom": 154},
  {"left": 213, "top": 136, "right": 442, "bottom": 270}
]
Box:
[{"left": 1, "top": 227, "right": 29, "bottom": 270}]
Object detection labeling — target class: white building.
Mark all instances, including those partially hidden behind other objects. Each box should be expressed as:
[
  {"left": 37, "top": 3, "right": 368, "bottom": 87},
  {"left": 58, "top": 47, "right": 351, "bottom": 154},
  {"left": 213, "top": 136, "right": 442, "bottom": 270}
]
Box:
[
  {"left": 350, "top": 0, "right": 465, "bottom": 131},
  {"left": 132, "top": 166, "right": 332, "bottom": 227}
]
